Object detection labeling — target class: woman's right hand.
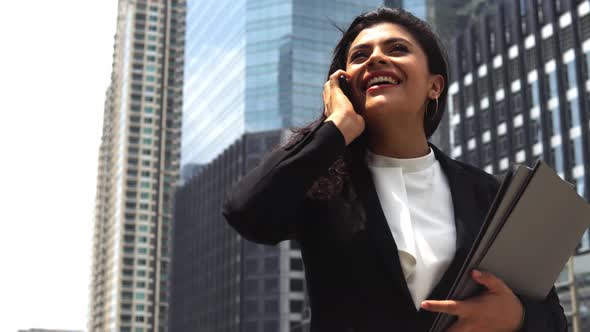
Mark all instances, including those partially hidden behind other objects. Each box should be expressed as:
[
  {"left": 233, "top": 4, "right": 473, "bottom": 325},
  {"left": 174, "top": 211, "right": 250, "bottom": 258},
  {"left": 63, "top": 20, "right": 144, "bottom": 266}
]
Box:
[{"left": 323, "top": 70, "right": 365, "bottom": 145}]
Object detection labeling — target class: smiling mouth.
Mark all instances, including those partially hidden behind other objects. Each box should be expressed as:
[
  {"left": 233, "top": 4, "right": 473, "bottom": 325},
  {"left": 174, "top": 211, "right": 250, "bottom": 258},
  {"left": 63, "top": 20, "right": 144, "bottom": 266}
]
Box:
[{"left": 365, "top": 75, "right": 402, "bottom": 92}]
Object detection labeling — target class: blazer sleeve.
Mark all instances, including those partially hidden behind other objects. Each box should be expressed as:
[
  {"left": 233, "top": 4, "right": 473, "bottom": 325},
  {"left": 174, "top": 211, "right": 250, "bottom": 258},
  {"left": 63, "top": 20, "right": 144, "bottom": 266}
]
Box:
[
  {"left": 222, "top": 120, "right": 347, "bottom": 245},
  {"left": 517, "top": 288, "right": 568, "bottom": 332}
]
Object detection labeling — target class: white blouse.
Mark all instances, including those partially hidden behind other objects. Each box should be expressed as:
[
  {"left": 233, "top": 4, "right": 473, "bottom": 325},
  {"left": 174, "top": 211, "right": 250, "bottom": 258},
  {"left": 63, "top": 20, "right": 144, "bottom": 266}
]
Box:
[{"left": 367, "top": 148, "right": 456, "bottom": 309}]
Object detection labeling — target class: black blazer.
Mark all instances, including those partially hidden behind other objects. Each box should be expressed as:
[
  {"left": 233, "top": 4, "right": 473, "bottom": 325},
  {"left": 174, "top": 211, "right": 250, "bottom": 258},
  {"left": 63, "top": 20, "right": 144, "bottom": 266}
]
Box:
[{"left": 223, "top": 121, "right": 567, "bottom": 331}]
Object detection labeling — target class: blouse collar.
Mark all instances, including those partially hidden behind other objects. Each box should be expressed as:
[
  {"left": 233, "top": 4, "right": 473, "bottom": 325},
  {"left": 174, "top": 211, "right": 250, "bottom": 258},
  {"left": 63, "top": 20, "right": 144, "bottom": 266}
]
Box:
[{"left": 366, "top": 148, "right": 435, "bottom": 172}]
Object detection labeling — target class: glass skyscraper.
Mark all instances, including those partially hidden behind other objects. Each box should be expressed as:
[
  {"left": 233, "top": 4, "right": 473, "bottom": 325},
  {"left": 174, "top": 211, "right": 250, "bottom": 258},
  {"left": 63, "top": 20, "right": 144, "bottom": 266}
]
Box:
[
  {"left": 182, "top": 0, "right": 382, "bottom": 166},
  {"left": 181, "top": 0, "right": 246, "bottom": 166}
]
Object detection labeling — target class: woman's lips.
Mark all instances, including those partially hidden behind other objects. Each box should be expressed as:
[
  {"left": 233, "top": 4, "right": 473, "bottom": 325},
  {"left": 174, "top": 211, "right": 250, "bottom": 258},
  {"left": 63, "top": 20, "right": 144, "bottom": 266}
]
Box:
[{"left": 366, "top": 83, "right": 398, "bottom": 92}]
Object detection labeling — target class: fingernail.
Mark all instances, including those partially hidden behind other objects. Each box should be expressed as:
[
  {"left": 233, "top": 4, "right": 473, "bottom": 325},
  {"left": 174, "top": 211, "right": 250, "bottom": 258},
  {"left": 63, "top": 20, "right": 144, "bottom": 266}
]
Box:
[{"left": 473, "top": 270, "right": 482, "bottom": 278}]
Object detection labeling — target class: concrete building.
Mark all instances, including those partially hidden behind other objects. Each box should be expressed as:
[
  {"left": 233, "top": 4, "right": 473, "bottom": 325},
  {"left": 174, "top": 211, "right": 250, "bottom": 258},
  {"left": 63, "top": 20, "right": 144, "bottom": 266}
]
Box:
[
  {"left": 445, "top": 0, "right": 590, "bottom": 328},
  {"left": 88, "top": 1, "right": 185, "bottom": 331}
]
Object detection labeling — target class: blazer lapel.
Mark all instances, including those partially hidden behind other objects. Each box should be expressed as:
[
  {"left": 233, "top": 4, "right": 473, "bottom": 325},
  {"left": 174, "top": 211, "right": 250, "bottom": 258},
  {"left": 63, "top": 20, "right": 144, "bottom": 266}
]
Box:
[
  {"left": 350, "top": 145, "right": 489, "bottom": 325},
  {"left": 417, "top": 145, "right": 489, "bottom": 327},
  {"left": 352, "top": 161, "right": 416, "bottom": 311}
]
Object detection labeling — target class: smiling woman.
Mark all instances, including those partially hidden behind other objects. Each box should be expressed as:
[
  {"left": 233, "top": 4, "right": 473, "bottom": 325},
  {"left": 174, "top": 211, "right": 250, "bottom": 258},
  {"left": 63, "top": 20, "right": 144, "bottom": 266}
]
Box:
[{"left": 222, "top": 7, "right": 566, "bottom": 331}]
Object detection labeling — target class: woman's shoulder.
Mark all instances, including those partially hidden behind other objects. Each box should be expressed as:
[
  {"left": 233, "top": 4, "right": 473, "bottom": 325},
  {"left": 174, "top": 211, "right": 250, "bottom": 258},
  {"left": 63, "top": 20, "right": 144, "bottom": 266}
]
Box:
[
  {"left": 455, "top": 159, "right": 499, "bottom": 184},
  {"left": 431, "top": 144, "right": 500, "bottom": 189}
]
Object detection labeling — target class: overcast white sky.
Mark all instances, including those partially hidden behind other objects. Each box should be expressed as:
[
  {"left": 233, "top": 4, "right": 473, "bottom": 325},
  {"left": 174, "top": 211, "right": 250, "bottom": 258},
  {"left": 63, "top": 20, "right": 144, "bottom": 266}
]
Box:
[{"left": 0, "top": 1, "right": 118, "bottom": 331}]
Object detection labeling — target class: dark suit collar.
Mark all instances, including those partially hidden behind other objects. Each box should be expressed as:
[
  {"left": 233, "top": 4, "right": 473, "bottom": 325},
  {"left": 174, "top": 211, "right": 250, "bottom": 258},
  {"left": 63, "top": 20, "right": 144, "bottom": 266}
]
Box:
[
  {"left": 352, "top": 143, "right": 488, "bottom": 325},
  {"left": 416, "top": 144, "right": 488, "bottom": 327}
]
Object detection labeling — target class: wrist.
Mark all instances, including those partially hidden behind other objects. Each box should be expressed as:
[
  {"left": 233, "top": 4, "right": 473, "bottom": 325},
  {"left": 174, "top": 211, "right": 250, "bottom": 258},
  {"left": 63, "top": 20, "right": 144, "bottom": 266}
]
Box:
[{"left": 324, "top": 112, "right": 364, "bottom": 145}]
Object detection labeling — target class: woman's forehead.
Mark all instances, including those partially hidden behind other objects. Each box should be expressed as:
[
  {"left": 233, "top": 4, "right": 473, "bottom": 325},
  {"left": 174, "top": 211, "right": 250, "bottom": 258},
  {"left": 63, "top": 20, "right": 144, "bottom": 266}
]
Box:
[{"left": 350, "top": 22, "right": 416, "bottom": 48}]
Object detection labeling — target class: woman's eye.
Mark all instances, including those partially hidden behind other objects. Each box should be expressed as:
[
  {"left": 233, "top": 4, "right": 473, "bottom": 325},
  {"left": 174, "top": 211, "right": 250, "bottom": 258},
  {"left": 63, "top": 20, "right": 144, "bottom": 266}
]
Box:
[
  {"left": 391, "top": 44, "right": 408, "bottom": 53},
  {"left": 350, "top": 51, "right": 367, "bottom": 61}
]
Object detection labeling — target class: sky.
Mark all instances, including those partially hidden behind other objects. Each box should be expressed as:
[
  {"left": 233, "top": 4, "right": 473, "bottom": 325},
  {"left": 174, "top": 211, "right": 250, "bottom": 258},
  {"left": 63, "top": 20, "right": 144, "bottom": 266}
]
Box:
[{"left": 0, "top": 1, "right": 118, "bottom": 331}]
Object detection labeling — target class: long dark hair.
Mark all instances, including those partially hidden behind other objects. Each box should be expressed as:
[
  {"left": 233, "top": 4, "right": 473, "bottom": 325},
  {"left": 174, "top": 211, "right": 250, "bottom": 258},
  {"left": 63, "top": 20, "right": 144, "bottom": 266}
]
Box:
[{"left": 290, "top": 7, "right": 450, "bottom": 199}]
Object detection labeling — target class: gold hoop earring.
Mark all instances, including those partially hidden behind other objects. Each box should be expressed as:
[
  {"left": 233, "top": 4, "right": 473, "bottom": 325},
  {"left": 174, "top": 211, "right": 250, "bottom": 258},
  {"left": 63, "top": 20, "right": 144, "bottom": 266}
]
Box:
[{"left": 429, "top": 97, "right": 439, "bottom": 119}]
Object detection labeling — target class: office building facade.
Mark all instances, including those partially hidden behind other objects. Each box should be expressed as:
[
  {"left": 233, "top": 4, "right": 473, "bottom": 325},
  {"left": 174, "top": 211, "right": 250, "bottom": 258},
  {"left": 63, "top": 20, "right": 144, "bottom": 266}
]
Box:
[
  {"left": 447, "top": 0, "right": 589, "bottom": 225},
  {"left": 446, "top": 0, "right": 590, "bottom": 327},
  {"left": 171, "top": 130, "right": 314, "bottom": 332},
  {"left": 88, "top": 1, "right": 185, "bottom": 331},
  {"left": 181, "top": 0, "right": 382, "bottom": 165}
]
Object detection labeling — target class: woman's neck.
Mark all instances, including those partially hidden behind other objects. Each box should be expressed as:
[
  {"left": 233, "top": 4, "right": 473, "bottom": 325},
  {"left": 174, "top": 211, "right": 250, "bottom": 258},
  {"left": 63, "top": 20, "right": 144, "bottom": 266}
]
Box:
[{"left": 367, "top": 124, "right": 430, "bottom": 159}]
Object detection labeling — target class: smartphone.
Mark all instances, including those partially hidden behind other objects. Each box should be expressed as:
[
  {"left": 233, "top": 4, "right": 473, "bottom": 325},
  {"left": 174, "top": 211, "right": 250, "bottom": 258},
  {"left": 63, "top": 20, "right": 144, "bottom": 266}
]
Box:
[
  {"left": 339, "top": 74, "right": 359, "bottom": 114},
  {"left": 338, "top": 75, "right": 352, "bottom": 100}
]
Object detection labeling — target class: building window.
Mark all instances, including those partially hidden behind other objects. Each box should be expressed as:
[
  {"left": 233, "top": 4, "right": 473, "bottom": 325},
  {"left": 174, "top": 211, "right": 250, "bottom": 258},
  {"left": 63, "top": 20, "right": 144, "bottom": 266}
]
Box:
[
  {"left": 536, "top": 0, "right": 544, "bottom": 25},
  {"left": 264, "top": 278, "right": 278, "bottom": 292},
  {"left": 584, "top": 49, "right": 590, "bottom": 81},
  {"left": 246, "top": 279, "right": 258, "bottom": 295},
  {"left": 290, "top": 258, "right": 303, "bottom": 271},
  {"left": 496, "top": 101, "right": 507, "bottom": 122},
  {"left": 264, "top": 257, "right": 278, "bottom": 273},
  {"left": 244, "top": 322, "right": 257, "bottom": 332},
  {"left": 511, "top": 92, "right": 523, "bottom": 114},
  {"left": 246, "top": 259, "right": 258, "bottom": 273},
  {"left": 467, "top": 151, "right": 478, "bottom": 167},
  {"left": 480, "top": 109, "right": 491, "bottom": 130},
  {"left": 563, "top": 59, "right": 577, "bottom": 92},
  {"left": 264, "top": 320, "right": 278, "bottom": 332},
  {"left": 551, "top": 146, "right": 565, "bottom": 173},
  {"left": 546, "top": 71, "right": 558, "bottom": 98},
  {"left": 290, "top": 300, "right": 303, "bottom": 313},
  {"left": 264, "top": 300, "right": 278, "bottom": 314},
  {"left": 498, "top": 135, "right": 509, "bottom": 157},
  {"left": 567, "top": 100, "right": 581, "bottom": 128},
  {"left": 246, "top": 300, "right": 258, "bottom": 315},
  {"left": 483, "top": 143, "right": 493, "bottom": 164},
  {"left": 290, "top": 278, "right": 304, "bottom": 292},
  {"left": 465, "top": 118, "right": 475, "bottom": 138},
  {"left": 572, "top": 137, "right": 584, "bottom": 167},
  {"left": 526, "top": 118, "right": 538, "bottom": 145},
  {"left": 453, "top": 126, "right": 463, "bottom": 145},
  {"left": 529, "top": 80, "right": 540, "bottom": 107}
]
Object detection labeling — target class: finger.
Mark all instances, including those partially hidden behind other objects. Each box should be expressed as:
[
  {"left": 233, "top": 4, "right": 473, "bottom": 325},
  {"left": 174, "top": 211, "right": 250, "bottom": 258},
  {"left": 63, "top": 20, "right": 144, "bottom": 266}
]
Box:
[
  {"left": 471, "top": 269, "right": 509, "bottom": 293},
  {"left": 323, "top": 81, "right": 330, "bottom": 115},
  {"left": 328, "top": 69, "right": 350, "bottom": 81},
  {"left": 328, "top": 69, "right": 350, "bottom": 92},
  {"left": 420, "top": 300, "right": 464, "bottom": 316},
  {"left": 323, "top": 81, "right": 330, "bottom": 101}
]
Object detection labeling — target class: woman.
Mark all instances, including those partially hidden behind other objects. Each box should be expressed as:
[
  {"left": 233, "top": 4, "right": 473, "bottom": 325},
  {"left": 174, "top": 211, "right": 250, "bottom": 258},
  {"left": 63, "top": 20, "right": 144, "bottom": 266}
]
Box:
[{"left": 223, "top": 7, "right": 566, "bottom": 331}]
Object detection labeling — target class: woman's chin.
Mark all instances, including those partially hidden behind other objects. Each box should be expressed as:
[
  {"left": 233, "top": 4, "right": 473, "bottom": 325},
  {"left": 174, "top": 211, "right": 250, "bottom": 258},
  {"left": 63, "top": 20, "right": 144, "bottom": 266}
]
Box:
[{"left": 364, "top": 98, "right": 402, "bottom": 114}]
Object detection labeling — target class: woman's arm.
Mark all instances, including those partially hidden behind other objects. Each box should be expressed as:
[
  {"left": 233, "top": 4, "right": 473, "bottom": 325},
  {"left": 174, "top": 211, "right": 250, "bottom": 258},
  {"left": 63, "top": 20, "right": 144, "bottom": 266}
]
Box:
[
  {"left": 223, "top": 69, "right": 364, "bottom": 245},
  {"left": 222, "top": 121, "right": 347, "bottom": 245}
]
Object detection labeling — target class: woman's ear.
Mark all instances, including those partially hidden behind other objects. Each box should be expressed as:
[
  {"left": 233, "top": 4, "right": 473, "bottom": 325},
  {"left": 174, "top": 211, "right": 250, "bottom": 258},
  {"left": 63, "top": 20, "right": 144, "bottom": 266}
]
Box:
[{"left": 429, "top": 74, "right": 445, "bottom": 99}]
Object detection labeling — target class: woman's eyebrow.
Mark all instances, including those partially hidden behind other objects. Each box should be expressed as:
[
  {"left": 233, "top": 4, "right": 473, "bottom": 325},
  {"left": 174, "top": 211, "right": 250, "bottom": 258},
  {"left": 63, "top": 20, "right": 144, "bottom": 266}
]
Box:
[{"left": 349, "top": 37, "right": 412, "bottom": 55}]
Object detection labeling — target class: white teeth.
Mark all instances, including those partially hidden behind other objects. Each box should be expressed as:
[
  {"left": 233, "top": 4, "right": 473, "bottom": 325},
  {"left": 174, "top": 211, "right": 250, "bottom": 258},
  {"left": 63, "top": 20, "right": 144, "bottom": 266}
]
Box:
[{"left": 367, "top": 75, "right": 400, "bottom": 88}]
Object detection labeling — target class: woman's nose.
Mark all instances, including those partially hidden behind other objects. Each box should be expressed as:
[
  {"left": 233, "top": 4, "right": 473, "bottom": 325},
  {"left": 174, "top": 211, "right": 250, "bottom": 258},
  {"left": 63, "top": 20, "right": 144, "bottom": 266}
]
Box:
[{"left": 367, "top": 50, "right": 388, "bottom": 67}]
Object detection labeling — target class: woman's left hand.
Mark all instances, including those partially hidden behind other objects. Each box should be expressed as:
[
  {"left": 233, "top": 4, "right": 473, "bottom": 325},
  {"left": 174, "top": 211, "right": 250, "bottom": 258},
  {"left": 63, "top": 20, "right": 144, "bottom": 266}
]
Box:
[{"left": 421, "top": 270, "right": 524, "bottom": 332}]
